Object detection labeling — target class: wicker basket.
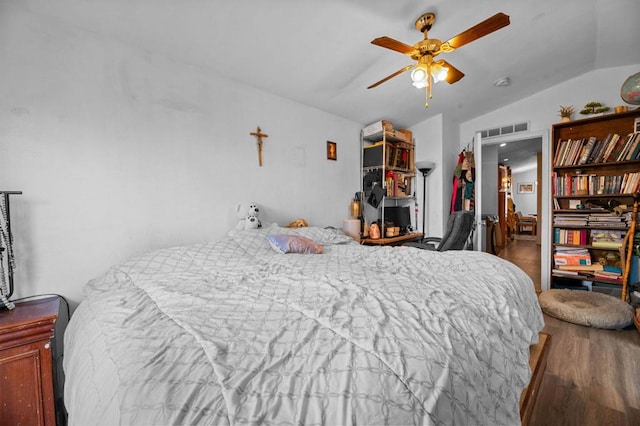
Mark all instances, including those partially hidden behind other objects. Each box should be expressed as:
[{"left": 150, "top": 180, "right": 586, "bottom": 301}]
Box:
[{"left": 635, "top": 307, "right": 640, "bottom": 334}]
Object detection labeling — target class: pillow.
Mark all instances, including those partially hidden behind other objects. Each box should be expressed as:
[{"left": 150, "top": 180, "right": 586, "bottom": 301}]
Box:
[
  {"left": 266, "top": 234, "right": 324, "bottom": 254},
  {"left": 270, "top": 226, "right": 354, "bottom": 245}
]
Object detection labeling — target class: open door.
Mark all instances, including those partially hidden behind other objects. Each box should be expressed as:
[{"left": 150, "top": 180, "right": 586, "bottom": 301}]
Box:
[{"left": 473, "top": 132, "right": 483, "bottom": 251}]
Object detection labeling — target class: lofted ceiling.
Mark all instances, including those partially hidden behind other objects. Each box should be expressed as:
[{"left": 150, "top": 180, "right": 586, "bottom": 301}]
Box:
[{"left": 18, "top": 0, "right": 640, "bottom": 128}]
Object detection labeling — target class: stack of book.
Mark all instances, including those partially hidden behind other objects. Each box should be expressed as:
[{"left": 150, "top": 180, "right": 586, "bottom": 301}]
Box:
[
  {"left": 592, "top": 266, "right": 623, "bottom": 282},
  {"left": 553, "top": 213, "right": 588, "bottom": 226},
  {"left": 552, "top": 264, "right": 604, "bottom": 277},
  {"left": 587, "top": 213, "right": 627, "bottom": 228},
  {"left": 591, "top": 229, "right": 625, "bottom": 249},
  {"left": 553, "top": 247, "right": 591, "bottom": 266},
  {"left": 552, "top": 247, "right": 602, "bottom": 277}
]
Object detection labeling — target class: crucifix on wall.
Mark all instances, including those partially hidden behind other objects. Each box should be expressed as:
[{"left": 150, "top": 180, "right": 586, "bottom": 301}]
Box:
[{"left": 250, "top": 126, "right": 269, "bottom": 166}]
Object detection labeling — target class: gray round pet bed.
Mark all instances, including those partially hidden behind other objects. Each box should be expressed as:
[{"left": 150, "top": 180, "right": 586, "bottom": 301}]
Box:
[{"left": 539, "top": 289, "right": 634, "bottom": 329}]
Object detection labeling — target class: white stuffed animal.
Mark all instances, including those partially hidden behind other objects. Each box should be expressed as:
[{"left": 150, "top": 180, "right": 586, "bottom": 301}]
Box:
[
  {"left": 243, "top": 213, "right": 260, "bottom": 230},
  {"left": 236, "top": 202, "right": 262, "bottom": 230}
]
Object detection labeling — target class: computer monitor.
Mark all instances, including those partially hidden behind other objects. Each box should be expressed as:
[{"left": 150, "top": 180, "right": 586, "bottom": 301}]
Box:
[{"left": 384, "top": 206, "right": 411, "bottom": 234}]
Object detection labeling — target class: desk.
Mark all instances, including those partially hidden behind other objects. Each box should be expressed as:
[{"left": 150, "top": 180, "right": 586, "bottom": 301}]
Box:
[{"left": 361, "top": 232, "right": 423, "bottom": 246}]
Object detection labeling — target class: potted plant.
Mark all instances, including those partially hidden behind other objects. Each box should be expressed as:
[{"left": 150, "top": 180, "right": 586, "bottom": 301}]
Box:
[
  {"left": 558, "top": 105, "right": 574, "bottom": 122},
  {"left": 579, "top": 101, "right": 610, "bottom": 116}
]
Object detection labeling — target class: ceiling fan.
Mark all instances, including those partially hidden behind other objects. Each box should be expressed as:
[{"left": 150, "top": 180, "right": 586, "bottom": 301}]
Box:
[{"left": 368, "top": 12, "right": 510, "bottom": 107}]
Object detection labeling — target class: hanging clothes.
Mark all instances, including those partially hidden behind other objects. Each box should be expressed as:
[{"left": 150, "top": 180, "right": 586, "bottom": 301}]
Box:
[
  {"left": 451, "top": 150, "right": 476, "bottom": 213},
  {"left": 462, "top": 151, "right": 476, "bottom": 211},
  {"left": 450, "top": 151, "right": 465, "bottom": 213}
]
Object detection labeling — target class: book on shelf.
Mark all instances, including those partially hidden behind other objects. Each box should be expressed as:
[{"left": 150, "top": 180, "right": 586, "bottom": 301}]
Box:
[
  {"left": 556, "top": 264, "right": 604, "bottom": 272},
  {"left": 605, "top": 133, "right": 625, "bottom": 162},
  {"left": 622, "top": 171, "right": 640, "bottom": 193},
  {"left": 553, "top": 132, "right": 640, "bottom": 166},
  {"left": 590, "top": 229, "right": 625, "bottom": 248},
  {"left": 577, "top": 136, "right": 597, "bottom": 164},
  {"left": 552, "top": 268, "right": 581, "bottom": 276},
  {"left": 554, "top": 172, "right": 640, "bottom": 196},
  {"left": 603, "top": 265, "right": 623, "bottom": 274},
  {"left": 617, "top": 133, "right": 638, "bottom": 161},
  {"left": 553, "top": 252, "right": 592, "bottom": 266},
  {"left": 554, "top": 247, "right": 590, "bottom": 253},
  {"left": 553, "top": 139, "right": 566, "bottom": 166},
  {"left": 588, "top": 213, "right": 624, "bottom": 220},
  {"left": 591, "top": 241, "right": 624, "bottom": 249},
  {"left": 560, "top": 139, "right": 580, "bottom": 166},
  {"left": 587, "top": 138, "right": 604, "bottom": 164},
  {"left": 553, "top": 228, "right": 588, "bottom": 245},
  {"left": 556, "top": 138, "right": 584, "bottom": 166},
  {"left": 553, "top": 214, "right": 588, "bottom": 226},
  {"left": 595, "top": 133, "right": 617, "bottom": 163},
  {"left": 625, "top": 133, "right": 640, "bottom": 160},
  {"left": 587, "top": 213, "right": 627, "bottom": 227},
  {"left": 592, "top": 270, "right": 622, "bottom": 281}
]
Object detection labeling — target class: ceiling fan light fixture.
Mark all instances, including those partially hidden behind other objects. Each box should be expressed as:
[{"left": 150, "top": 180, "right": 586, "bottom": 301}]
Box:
[
  {"left": 431, "top": 61, "right": 449, "bottom": 83},
  {"left": 410, "top": 66, "right": 428, "bottom": 88},
  {"left": 368, "top": 12, "right": 510, "bottom": 108}
]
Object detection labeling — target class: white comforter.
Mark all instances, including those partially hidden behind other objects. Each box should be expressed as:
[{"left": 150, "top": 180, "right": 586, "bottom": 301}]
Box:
[{"left": 64, "top": 225, "right": 544, "bottom": 426}]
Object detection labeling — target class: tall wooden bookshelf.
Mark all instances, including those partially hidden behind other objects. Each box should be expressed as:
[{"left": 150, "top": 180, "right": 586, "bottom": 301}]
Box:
[{"left": 550, "top": 109, "right": 640, "bottom": 296}]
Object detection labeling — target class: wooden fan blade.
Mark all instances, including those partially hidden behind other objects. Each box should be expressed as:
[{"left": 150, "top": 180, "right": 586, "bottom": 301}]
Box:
[
  {"left": 439, "top": 60, "right": 465, "bottom": 84},
  {"left": 440, "top": 13, "right": 510, "bottom": 52},
  {"left": 367, "top": 65, "right": 414, "bottom": 89},
  {"left": 371, "top": 36, "right": 417, "bottom": 56}
]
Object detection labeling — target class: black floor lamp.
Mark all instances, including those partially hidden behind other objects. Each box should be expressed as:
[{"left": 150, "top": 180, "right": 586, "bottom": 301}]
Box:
[{"left": 415, "top": 161, "right": 435, "bottom": 237}]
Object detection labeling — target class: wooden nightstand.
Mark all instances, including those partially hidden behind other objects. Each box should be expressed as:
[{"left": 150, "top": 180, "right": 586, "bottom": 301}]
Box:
[
  {"left": 0, "top": 296, "right": 59, "bottom": 426},
  {"left": 361, "top": 232, "right": 423, "bottom": 246}
]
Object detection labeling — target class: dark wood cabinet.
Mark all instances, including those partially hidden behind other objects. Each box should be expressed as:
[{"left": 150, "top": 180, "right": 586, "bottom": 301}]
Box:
[{"left": 0, "top": 297, "right": 59, "bottom": 426}]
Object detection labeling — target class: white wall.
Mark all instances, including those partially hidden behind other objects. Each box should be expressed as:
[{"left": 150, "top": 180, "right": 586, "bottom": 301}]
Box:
[
  {"left": 442, "top": 116, "right": 461, "bottom": 231},
  {"left": 460, "top": 65, "right": 640, "bottom": 144},
  {"left": 410, "top": 114, "right": 445, "bottom": 236},
  {"left": 512, "top": 168, "right": 538, "bottom": 216},
  {"left": 0, "top": 5, "right": 361, "bottom": 306}
]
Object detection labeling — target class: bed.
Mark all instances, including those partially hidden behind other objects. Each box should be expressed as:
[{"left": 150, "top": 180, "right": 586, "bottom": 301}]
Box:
[{"left": 63, "top": 225, "right": 544, "bottom": 425}]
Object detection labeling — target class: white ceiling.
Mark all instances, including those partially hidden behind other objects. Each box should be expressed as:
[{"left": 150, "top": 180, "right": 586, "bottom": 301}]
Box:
[
  {"left": 23, "top": 0, "right": 640, "bottom": 128},
  {"left": 497, "top": 137, "right": 542, "bottom": 173}
]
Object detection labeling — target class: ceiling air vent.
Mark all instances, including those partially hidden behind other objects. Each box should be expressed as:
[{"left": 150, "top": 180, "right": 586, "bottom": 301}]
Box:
[{"left": 478, "top": 121, "right": 529, "bottom": 139}]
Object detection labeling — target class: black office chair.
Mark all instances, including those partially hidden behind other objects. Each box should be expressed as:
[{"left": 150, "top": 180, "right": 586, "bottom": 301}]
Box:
[{"left": 404, "top": 210, "right": 475, "bottom": 251}]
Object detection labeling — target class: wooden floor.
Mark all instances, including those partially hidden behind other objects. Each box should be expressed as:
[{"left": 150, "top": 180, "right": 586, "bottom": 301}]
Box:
[{"left": 498, "top": 236, "right": 640, "bottom": 426}]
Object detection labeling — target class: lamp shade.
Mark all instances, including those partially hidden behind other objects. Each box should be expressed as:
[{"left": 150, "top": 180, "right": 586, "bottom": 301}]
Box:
[{"left": 411, "top": 66, "right": 428, "bottom": 88}]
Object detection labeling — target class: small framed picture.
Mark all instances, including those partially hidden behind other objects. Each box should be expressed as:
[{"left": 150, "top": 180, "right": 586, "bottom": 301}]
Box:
[
  {"left": 327, "top": 141, "right": 337, "bottom": 161},
  {"left": 518, "top": 182, "right": 535, "bottom": 194}
]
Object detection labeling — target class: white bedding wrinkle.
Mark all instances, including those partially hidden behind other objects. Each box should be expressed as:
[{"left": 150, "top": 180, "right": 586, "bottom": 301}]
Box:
[{"left": 64, "top": 226, "right": 544, "bottom": 425}]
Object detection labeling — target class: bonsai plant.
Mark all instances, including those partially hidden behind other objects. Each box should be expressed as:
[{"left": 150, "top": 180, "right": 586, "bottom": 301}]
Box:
[
  {"left": 579, "top": 101, "right": 610, "bottom": 116},
  {"left": 558, "top": 105, "right": 575, "bottom": 122}
]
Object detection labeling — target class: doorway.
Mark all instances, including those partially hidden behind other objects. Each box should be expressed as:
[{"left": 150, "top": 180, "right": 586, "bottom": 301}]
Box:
[{"left": 477, "top": 131, "right": 550, "bottom": 290}]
